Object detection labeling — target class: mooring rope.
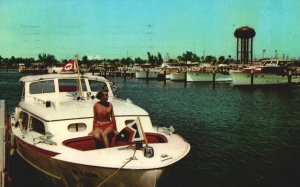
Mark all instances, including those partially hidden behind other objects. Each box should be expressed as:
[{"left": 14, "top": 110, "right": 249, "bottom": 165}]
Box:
[{"left": 97, "top": 145, "right": 137, "bottom": 187}]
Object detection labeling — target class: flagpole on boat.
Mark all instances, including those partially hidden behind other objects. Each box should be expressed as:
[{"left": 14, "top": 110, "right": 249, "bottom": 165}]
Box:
[
  {"left": 137, "top": 116, "right": 148, "bottom": 146},
  {"left": 75, "top": 55, "right": 83, "bottom": 97},
  {"left": 137, "top": 116, "right": 154, "bottom": 158}
]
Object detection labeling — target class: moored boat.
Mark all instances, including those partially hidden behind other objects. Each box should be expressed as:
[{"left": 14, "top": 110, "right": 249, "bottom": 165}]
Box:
[
  {"left": 170, "top": 72, "right": 185, "bottom": 81},
  {"left": 186, "top": 64, "right": 232, "bottom": 82},
  {"left": 47, "top": 65, "right": 63, "bottom": 74},
  {"left": 7, "top": 71, "right": 190, "bottom": 186},
  {"left": 229, "top": 59, "right": 300, "bottom": 86},
  {"left": 157, "top": 65, "right": 184, "bottom": 80},
  {"left": 135, "top": 67, "right": 160, "bottom": 79}
]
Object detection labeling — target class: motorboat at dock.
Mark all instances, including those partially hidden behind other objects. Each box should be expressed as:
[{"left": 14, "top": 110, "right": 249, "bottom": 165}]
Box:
[
  {"left": 229, "top": 59, "right": 300, "bottom": 86},
  {"left": 186, "top": 64, "right": 232, "bottom": 82},
  {"left": 7, "top": 73, "right": 190, "bottom": 187},
  {"left": 135, "top": 67, "right": 161, "bottom": 79}
]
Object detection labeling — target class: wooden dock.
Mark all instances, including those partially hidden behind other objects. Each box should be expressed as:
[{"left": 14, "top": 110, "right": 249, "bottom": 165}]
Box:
[{"left": 0, "top": 100, "right": 6, "bottom": 187}]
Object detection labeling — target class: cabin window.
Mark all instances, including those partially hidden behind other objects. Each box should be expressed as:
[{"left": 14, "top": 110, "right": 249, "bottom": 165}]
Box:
[
  {"left": 30, "top": 80, "right": 55, "bottom": 94},
  {"left": 88, "top": 80, "right": 107, "bottom": 92},
  {"left": 59, "top": 79, "right": 87, "bottom": 92},
  {"left": 19, "top": 111, "right": 29, "bottom": 132},
  {"left": 68, "top": 123, "right": 87, "bottom": 132},
  {"left": 30, "top": 117, "right": 46, "bottom": 135}
]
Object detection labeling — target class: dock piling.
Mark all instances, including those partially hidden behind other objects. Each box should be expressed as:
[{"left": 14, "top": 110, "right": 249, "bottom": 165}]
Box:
[
  {"left": 212, "top": 69, "right": 216, "bottom": 88},
  {"left": 123, "top": 69, "right": 126, "bottom": 82},
  {"left": 288, "top": 70, "right": 292, "bottom": 85},
  {"left": 146, "top": 69, "right": 149, "bottom": 82},
  {"left": 0, "top": 100, "right": 6, "bottom": 187},
  {"left": 184, "top": 68, "right": 187, "bottom": 87},
  {"left": 250, "top": 69, "right": 254, "bottom": 85},
  {"left": 164, "top": 70, "right": 166, "bottom": 85}
]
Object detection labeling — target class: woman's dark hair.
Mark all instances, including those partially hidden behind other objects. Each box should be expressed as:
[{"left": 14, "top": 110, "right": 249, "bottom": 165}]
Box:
[{"left": 96, "top": 88, "right": 109, "bottom": 100}]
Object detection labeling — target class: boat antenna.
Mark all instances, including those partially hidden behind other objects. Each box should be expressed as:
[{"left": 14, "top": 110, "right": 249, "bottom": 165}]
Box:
[{"left": 75, "top": 55, "right": 83, "bottom": 97}]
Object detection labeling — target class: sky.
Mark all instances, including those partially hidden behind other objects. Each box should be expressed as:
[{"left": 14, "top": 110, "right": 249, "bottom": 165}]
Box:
[{"left": 0, "top": 0, "right": 300, "bottom": 60}]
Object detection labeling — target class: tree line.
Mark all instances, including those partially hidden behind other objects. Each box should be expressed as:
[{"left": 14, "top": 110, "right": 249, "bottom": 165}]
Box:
[{"left": 0, "top": 51, "right": 235, "bottom": 69}]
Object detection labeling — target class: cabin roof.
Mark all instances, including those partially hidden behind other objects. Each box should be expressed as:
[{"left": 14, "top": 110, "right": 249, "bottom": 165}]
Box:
[
  {"left": 19, "top": 98, "right": 149, "bottom": 122},
  {"left": 20, "top": 74, "right": 109, "bottom": 83}
]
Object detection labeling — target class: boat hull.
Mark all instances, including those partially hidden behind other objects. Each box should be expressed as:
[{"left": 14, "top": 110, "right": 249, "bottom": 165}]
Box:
[
  {"left": 186, "top": 71, "right": 232, "bottom": 82},
  {"left": 135, "top": 71, "right": 159, "bottom": 79},
  {"left": 230, "top": 71, "right": 300, "bottom": 86},
  {"left": 170, "top": 72, "right": 185, "bottom": 81},
  {"left": 15, "top": 136, "right": 164, "bottom": 187}
]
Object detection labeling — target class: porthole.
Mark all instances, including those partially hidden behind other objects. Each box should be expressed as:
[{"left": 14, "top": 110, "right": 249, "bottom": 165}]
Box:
[{"left": 68, "top": 123, "right": 87, "bottom": 132}]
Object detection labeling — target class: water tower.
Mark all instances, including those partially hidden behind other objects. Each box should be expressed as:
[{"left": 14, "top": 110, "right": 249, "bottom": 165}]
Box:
[{"left": 234, "top": 26, "right": 256, "bottom": 64}]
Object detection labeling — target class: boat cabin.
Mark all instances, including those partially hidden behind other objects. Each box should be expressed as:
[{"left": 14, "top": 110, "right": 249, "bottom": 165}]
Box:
[
  {"left": 14, "top": 74, "right": 167, "bottom": 149},
  {"left": 19, "top": 74, "right": 113, "bottom": 103},
  {"left": 262, "top": 59, "right": 294, "bottom": 67}
]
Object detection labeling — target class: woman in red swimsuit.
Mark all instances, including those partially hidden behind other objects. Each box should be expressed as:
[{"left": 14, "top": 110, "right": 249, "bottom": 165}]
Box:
[{"left": 89, "top": 89, "right": 118, "bottom": 148}]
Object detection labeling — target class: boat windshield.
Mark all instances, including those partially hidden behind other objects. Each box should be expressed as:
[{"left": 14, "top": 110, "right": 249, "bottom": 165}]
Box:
[
  {"left": 58, "top": 79, "right": 87, "bottom": 92},
  {"left": 263, "top": 60, "right": 277, "bottom": 66},
  {"left": 263, "top": 60, "right": 292, "bottom": 67},
  {"left": 88, "top": 80, "right": 108, "bottom": 92},
  {"left": 30, "top": 80, "right": 55, "bottom": 94}
]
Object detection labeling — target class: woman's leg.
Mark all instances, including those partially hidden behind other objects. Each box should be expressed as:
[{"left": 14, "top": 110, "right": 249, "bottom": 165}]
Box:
[
  {"left": 102, "top": 127, "right": 114, "bottom": 148},
  {"left": 89, "top": 128, "right": 103, "bottom": 141}
]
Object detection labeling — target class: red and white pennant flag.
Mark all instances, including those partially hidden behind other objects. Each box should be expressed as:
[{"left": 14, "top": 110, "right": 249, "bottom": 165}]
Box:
[{"left": 61, "top": 60, "right": 76, "bottom": 72}]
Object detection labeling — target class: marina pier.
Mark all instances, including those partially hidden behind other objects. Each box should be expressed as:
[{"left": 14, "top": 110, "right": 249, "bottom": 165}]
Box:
[{"left": 0, "top": 100, "right": 6, "bottom": 187}]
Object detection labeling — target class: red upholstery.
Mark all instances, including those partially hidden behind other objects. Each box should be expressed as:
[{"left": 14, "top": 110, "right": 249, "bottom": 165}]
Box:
[
  {"left": 111, "top": 133, "right": 168, "bottom": 147},
  {"left": 63, "top": 136, "right": 99, "bottom": 151},
  {"left": 63, "top": 134, "right": 115, "bottom": 151},
  {"left": 63, "top": 133, "right": 168, "bottom": 150}
]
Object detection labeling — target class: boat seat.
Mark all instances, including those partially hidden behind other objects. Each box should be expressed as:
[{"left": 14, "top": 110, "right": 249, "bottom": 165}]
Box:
[
  {"left": 63, "top": 132, "right": 168, "bottom": 150},
  {"left": 111, "top": 132, "right": 168, "bottom": 147},
  {"left": 63, "top": 133, "right": 117, "bottom": 151},
  {"left": 63, "top": 136, "right": 97, "bottom": 151}
]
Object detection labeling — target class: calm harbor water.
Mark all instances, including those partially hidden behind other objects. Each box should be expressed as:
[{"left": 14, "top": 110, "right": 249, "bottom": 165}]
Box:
[{"left": 1, "top": 69, "right": 300, "bottom": 187}]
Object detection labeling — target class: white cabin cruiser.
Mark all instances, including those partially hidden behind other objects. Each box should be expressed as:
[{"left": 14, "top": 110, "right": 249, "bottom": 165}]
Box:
[
  {"left": 186, "top": 64, "right": 232, "bottom": 82},
  {"left": 135, "top": 68, "right": 161, "bottom": 79},
  {"left": 8, "top": 73, "right": 190, "bottom": 187},
  {"left": 229, "top": 59, "right": 300, "bottom": 86}
]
